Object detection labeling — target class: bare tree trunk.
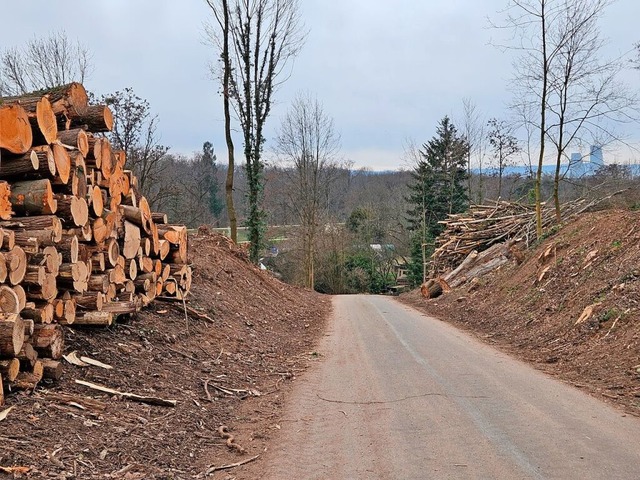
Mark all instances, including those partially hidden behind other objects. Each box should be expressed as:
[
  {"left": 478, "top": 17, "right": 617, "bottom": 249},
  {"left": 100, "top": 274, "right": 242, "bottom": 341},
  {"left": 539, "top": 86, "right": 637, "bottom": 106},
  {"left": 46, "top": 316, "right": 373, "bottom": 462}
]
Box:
[
  {"left": 221, "top": 0, "right": 237, "bottom": 243},
  {"left": 535, "top": 1, "right": 549, "bottom": 239}
]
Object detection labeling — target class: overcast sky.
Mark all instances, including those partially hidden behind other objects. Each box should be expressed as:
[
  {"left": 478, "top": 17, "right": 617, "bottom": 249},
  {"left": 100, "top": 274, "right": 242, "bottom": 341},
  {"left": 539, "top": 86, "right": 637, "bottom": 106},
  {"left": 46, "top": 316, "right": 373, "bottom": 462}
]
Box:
[{"left": 1, "top": 1, "right": 638, "bottom": 170}]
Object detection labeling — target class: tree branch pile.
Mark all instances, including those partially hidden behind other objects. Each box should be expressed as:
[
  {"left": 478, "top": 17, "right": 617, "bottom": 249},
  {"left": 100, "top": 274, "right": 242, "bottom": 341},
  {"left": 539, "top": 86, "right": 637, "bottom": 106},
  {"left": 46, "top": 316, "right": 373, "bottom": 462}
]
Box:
[
  {"left": 0, "top": 83, "right": 191, "bottom": 403},
  {"left": 431, "top": 198, "right": 591, "bottom": 274}
]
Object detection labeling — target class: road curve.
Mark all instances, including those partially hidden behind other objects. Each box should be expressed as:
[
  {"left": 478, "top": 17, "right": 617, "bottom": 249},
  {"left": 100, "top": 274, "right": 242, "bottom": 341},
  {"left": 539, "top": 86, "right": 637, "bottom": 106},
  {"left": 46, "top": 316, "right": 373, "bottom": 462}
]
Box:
[{"left": 251, "top": 295, "right": 640, "bottom": 479}]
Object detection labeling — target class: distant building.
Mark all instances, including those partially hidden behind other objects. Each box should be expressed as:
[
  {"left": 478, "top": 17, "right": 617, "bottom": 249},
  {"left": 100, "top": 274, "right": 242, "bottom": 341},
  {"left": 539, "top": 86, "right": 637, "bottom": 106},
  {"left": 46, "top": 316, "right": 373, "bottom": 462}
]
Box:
[{"left": 590, "top": 145, "right": 604, "bottom": 166}]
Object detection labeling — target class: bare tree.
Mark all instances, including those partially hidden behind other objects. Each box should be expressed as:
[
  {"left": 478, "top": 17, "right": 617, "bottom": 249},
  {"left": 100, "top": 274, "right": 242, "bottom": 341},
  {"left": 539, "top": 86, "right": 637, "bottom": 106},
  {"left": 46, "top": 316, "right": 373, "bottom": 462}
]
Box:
[
  {"left": 0, "top": 31, "right": 91, "bottom": 95},
  {"left": 205, "top": 0, "right": 305, "bottom": 263},
  {"left": 545, "top": 0, "right": 637, "bottom": 222},
  {"left": 206, "top": 0, "right": 238, "bottom": 242},
  {"left": 460, "top": 98, "right": 486, "bottom": 203},
  {"left": 497, "top": 0, "right": 635, "bottom": 235},
  {"left": 102, "top": 88, "right": 170, "bottom": 207},
  {"left": 487, "top": 118, "right": 520, "bottom": 197},
  {"left": 275, "top": 93, "right": 340, "bottom": 290}
]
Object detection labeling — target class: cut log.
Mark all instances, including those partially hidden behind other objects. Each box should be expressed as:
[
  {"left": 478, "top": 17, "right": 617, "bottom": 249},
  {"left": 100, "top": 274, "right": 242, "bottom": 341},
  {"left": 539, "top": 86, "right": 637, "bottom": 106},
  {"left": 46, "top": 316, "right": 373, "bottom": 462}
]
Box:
[
  {"left": 90, "top": 185, "right": 104, "bottom": 218},
  {"left": 69, "top": 150, "right": 88, "bottom": 198},
  {"left": 123, "top": 221, "right": 141, "bottom": 259},
  {"left": 51, "top": 142, "right": 72, "bottom": 185},
  {"left": 2, "top": 95, "right": 57, "bottom": 145},
  {"left": 23, "top": 265, "right": 45, "bottom": 287},
  {"left": 57, "top": 128, "right": 89, "bottom": 156},
  {"left": 0, "top": 103, "right": 32, "bottom": 154},
  {"left": 88, "top": 274, "right": 109, "bottom": 293},
  {"left": 74, "top": 291, "right": 103, "bottom": 311},
  {"left": 0, "top": 181, "right": 11, "bottom": 221},
  {"left": 10, "top": 178, "right": 57, "bottom": 215},
  {"left": 0, "top": 147, "right": 40, "bottom": 177},
  {"left": 58, "top": 235, "right": 79, "bottom": 264},
  {"left": 101, "top": 300, "right": 139, "bottom": 314},
  {"left": 86, "top": 136, "right": 102, "bottom": 168},
  {"left": 0, "top": 358, "right": 20, "bottom": 382},
  {"left": 41, "top": 359, "right": 63, "bottom": 380},
  {"left": 138, "top": 256, "right": 154, "bottom": 274},
  {"left": 151, "top": 212, "right": 168, "bottom": 225},
  {"left": 0, "top": 254, "right": 6, "bottom": 284},
  {"left": 26, "top": 273, "right": 57, "bottom": 302},
  {"left": 15, "top": 229, "right": 52, "bottom": 248},
  {"left": 54, "top": 194, "right": 89, "bottom": 227},
  {"left": 420, "top": 279, "right": 443, "bottom": 299},
  {"left": 12, "top": 285, "right": 26, "bottom": 312},
  {"left": 0, "top": 285, "right": 20, "bottom": 314},
  {"left": 73, "top": 311, "right": 112, "bottom": 326},
  {"left": 17, "top": 342, "right": 38, "bottom": 369},
  {"left": 0, "top": 317, "right": 25, "bottom": 357},
  {"left": 39, "top": 82, "right": 89, "bottom": 118},
  {"left": 31, "top": 324, "right": 64, "bottom": 359},
  {"left": 21, "top": 303, "right": 54, "bottom": 324},
  {"left": 68, "top": 104, "right": 114, "bottom": 132},
  {"left": 1, "top": 229, "right": 13, "bottom": 249},
  {"left": 126, "top": 258, "right": 138, "bottom": 280},
  {"left": 6, "top": 246, "right": 27, "bottom": 286},
  {"left": 158, "top": 239, "right": 171, "bottom": 261}
]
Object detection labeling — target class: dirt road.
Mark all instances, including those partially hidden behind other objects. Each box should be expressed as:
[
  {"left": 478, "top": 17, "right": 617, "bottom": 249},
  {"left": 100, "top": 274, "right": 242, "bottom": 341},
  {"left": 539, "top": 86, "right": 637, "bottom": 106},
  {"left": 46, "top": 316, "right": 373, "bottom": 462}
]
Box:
[{"left": 244, "top": 295, "right": 640, "bottom": 479}]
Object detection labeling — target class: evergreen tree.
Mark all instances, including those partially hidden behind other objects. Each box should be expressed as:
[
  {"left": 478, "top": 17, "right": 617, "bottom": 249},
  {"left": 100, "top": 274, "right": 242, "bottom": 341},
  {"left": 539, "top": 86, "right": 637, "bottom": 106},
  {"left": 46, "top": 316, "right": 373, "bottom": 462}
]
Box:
[{"left": 406, "top": 116, "right": 469, "bottom": 285}]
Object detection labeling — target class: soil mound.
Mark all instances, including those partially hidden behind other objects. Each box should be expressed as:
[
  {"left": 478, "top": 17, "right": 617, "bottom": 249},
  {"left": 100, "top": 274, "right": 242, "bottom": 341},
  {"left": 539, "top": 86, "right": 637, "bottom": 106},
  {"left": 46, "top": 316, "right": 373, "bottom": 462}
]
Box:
[
  {"left": 0, "top": 232, "right": 330, "bottom": 479},
  {"left": 402, "top": 209, "right": 640, "bottom": 414}
]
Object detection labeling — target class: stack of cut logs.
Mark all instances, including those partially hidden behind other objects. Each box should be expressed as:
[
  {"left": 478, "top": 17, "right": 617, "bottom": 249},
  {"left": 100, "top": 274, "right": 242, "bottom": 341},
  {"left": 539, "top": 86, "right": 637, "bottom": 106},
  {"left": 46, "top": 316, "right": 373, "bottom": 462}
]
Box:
[
  {"left": 0, "top": 83, "right": 191, "bottom": 403},
  {"left": 431, "top": 199, "right": 589, "bottom": 273}
]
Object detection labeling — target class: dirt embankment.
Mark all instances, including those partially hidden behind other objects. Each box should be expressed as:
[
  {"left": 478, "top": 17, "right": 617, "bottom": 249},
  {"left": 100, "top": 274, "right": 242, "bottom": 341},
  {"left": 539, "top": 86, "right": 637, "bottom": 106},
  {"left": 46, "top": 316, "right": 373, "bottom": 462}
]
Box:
[
  {"left": 0, "top": 231, "right": 330, "bottom": 479},
  {"left": 402, "top": 209, "right": 640, "bottom": 414}
]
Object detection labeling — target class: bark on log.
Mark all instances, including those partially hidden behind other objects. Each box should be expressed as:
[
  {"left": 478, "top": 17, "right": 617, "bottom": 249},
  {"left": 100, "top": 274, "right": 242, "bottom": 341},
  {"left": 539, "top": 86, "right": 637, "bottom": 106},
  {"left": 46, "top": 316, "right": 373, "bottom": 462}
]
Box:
[
  {"left": 74, "top": 291, "right": 103, "bottom": 311},
  {"left": 101, "top": 300, "right": 139, "bottom": 314},
  {"left": 73, "top": 311, "right": 112, "bottom": 326},
  {"left": 0, "top": 147, "right": 42, "bottom": 177},
  {"left": 17, "top": 342, "right": 37, "bottom": 369},
  {"left": 41, "top": 359, "right": 63, "bottom": 380},
  {"left": 57, "top": 128, "right": 89, "bottom": 156},
  {"left": 25, "top": 273, "right": 57, "bottom": 302},
  {"left": 31, "top": 324, "right": 64, "bottom": 359},
  {"left": 420, "top": 279, "right": 443, "bottom": 299},
  {"left": 41, "top": 82, "right": 89, "bottom": 119},
  {"left": 69, "top": 150, "right": 88, "bottom": 198},
  {"left": 58, "top": 235, "right": 79, "bottom": 264},
  {"left": 10, "top": 178, "right": 57, "bottom": 215},
  {"left": 21, "top": 303, "right": 54, "bottom": 324},
  {"left": 68, "top": 104, "right": 114, "bottom": 132},
  {"left": 0, "top": 103, "right": 32, "bottom": 154},
  {"left": 151, "top": 212, "right": 168, "bottom": 224}
]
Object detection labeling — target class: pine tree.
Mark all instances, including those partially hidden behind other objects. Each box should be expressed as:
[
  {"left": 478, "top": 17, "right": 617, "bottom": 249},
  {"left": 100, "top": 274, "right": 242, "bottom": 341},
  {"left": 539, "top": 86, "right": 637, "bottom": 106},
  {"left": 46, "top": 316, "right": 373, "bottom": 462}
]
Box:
[{"left": 406, "top": 116, "right": 469, "bottom": 285}]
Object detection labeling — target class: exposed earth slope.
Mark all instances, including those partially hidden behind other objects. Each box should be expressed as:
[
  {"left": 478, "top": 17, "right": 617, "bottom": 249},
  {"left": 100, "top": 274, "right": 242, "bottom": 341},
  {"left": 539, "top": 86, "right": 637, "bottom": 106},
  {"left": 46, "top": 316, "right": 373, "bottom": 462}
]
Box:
[
  {"left": 0, "top": 231, "right": 330, "bottom": 479},
  {"left": 402, "top": 209, "right": 640, "bottom": 414}
]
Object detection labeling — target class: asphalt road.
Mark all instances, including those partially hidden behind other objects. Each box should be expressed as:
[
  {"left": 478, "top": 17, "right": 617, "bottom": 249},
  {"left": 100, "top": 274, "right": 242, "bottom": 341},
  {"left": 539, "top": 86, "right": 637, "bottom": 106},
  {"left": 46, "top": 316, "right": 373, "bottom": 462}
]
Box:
[{"left": 253, "top": 295, "right": 640, "bottom": 479}]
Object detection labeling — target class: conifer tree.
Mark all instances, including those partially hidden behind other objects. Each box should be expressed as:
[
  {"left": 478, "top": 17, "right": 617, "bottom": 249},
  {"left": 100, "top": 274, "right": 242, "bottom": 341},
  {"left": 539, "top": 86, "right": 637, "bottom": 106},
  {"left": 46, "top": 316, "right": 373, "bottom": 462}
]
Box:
[{"left": 406, "top": 117, "right": 469, "bottom": 285}]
